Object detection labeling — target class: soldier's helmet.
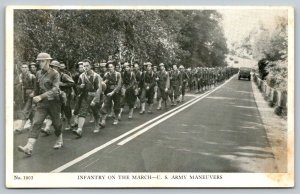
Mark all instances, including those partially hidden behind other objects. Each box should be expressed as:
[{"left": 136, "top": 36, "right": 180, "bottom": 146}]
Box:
[
  {"left": 36, "top": 53, "right": 52, "bottom": 61},
  {"left": 159, "top": 63, "right": 165, "bottom": 67},
  {"left": 50, "top": 60, "right": 60, "bottom": 67}
]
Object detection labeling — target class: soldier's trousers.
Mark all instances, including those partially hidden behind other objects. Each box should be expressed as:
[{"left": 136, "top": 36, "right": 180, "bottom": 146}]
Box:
[
  {"left": 169, "top": 85, "right": 180, "bottom": 100},
  {"left": 157, "top": 86, "right": 168, "bottom": 101},
  {"left": 29, "top": 100, "right": 62, "bottom": 139},
  {"left": 73, "top": 96, "right": 82, "bottom": 116},
  {"left": 18, "top": 97, "right": 33, "bottom": 120},
  {"left": 100, "top": 92, "right": 121, "bottom": 116},
  {"left": 140, "top": 87, "right": 155, "bottom": 104},
  {"left": 181, "top": 82, "right": 186, "bottom": 96},
  {"left": 61, "top": 97, "right": 72, "bottom": 121},
  {"left": 78, "top": 95, "right": 100, "bottom": 119},
  {"left": 123, "top": 88, "right": 136, "bottom": 109}
]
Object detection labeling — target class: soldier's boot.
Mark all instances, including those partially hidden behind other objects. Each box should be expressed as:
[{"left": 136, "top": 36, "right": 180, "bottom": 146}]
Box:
[
  {"left": 53, "top": 134, "right": 63, "bottom": 149},
  {"left": 93, "top": 118, "right": 100, "bottom": 133},
  {"left": 113, "top": 117, "right": 119, "bottom": 125},
  {"left": 14, "top": 120, "right": 27, "bottom": 134},
  {"left": 99, "top": 114, "right": 107, "bottom": 128},
  {"left": 164, "top": 100, "right": 169, "bottom": 110},
  {"left": 139, "top": 103, "right": 146, "bottom": 114},
  {"left": 128, "top": 108, "right": 134, "bottom": 119},
  {"left": 147, "top": 104, "right": 153, "bottom": 114},
  {"left": 41, "top": 119, "right": 52, "bottom": 136},
  {"left": 72, "top": 117, "right": 85, "bottom": 137},
  {"left": 17, "top": 138, "right": 36, "bottom": 156},
  {"left": 118, "top": 108, "right": 123, "bottom": 121},
  {"left": 71, "top": 115, "right": 78, "bottom": 129},
  {"left": 89, "top": 115, "right": 95, "bottom": 123},
  {"left": 156, "top": 99, "right": 162, "bottom": 110}
]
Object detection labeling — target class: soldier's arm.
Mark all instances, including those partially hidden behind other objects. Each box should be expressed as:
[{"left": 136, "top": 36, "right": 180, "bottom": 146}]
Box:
[
  {"left": 128, "top": 73, "right": 137, "bottom": 89},
  {"left": 112, "top": 72, "right": 122, "bottom": 94},
  {"left": 39, "top": 72, "right": 60, "bottom": 100},
  {"left": 166, "top": 72, "right": 170, "bottom": 89},
  {"left": 92, "top": 75, "right": 102, "bottom": 103}
]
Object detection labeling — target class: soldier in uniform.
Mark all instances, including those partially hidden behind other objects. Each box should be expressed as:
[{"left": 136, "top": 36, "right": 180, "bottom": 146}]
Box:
[
  {"left": 99, "top": 61, "right": 122, "bottom": 127},
  {"left": 70, "top": 62, "right": 85, "bottom": 128},
  {"left": 120, "top": 62, "right": 136, "bottom": 119},
  {"left": 169, "top": 64, "right": 182, "bottom": 106},
  {"left": 72, "top": 59, "right": 102, "bottom": 136},
  {"left": 133, "top": 62, "right": 143, "bottom": 109},
  {"left": 18, "top": 53, "right": 63, "bottom": 156},
  {"left": 179, "top": 65, "right": 189, "bottom": 102},
  {"left": 14, "top": 63, "right": 36, "bottom": 133},
  {"left": 29, "top": 62, "right": 38, "bottom": 76},
  {"left": 58, "top": 62, "right": 75, "bottom": 130},
  {"left": 156, "top": 63, "right": 170, "bottom": 110},
  {"left": 139, "top": 62, "right": 156, "bottom": 114}
]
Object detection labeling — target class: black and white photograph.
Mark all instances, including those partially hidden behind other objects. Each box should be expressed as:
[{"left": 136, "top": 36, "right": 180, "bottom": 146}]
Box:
[{"left": 5, "top": 6, "right": 294, "bottom": 188}]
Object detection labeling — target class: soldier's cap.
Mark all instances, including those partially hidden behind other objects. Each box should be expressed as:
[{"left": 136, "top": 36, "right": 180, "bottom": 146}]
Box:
[
  {"left": 100, "top": 62, "right": 106, "bottom": 67},
  {"left": 159, "top": 63, "right": 165, "bottom": 67},
  {"left": 179, "top": 65, "right": 184, "bottom": 69},
  {"left": 106, "top": 60, "right": 115, "bottom": 68},
  {"left": 123, "top": 62, "right": 130, "bottom": 67},
  {"left": 144, "top": 62, "right": 152, "bottom": 66},
  {"left": 94, "top": 63, "right": 100, "bottom": 68},
  {"left": 82, "top": 59, "right": 92, "bottom": 66},
  {"left": 59, "top": 63, "right": 66, "bottom": 69},
  {"left": 36, "top": 52, "right": 52, "bottom": 60},
  {"left": 50, "top": 60, "right": 60, "bottom": 67},
  {"left": 30, "top": 62, "right": 36, "bottom": 66},
  {"left": 78, "top": 61, "right": 83, "bottom": 65}
]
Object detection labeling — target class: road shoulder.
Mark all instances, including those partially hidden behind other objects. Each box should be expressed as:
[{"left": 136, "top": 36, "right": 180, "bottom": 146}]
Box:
[{"left": 251, "top": 79, "right": 287, "bottom": 172}]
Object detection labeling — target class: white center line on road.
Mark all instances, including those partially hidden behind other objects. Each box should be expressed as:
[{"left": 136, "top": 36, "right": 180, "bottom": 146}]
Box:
[
  {"left": 51, "top": 90, "right": 208, "bottom": 173},
  {"left": 117, "top": 75, "right": 237, "bottom": 146},
  {"left": 51, "top": 75, "right": 237, "bottom": 173}
]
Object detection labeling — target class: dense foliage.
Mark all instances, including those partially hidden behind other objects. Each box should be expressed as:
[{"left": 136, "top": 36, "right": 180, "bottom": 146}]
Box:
[{"left": 14, "top": 9, "right": 228, "bottom": 70}]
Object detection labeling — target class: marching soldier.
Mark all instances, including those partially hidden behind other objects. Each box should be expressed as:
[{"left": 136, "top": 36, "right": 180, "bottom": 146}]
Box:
[
  {"left": 71, "top": 62, "right": 85, "bottom": 128},
  {"left": 139, "top": 62, "right": 156, "bottom": 114},
  {"left": 169, "top": 64, "right": 182, "bottom": 106},
  {"left": 156, "top": 63, "right": 170, "bottom": 110},
  {"left": 179, "top": 65, "right": 189, "bottom": 102},
  {"left": 133, "top": 62, "right": 143, "bottom": 109},
  {"left": 72, "top": 59, "right": 102, "bottom": 136},
  {"left": 58, "top": 62, "right": 75, "bottom": 130},
  {"left": 120, "top": 62, "right": 136, "bottom": 119},
  {"left": 99, "top": 61, "right": 122, "bottom": 127},
  {"left": 14, "top": 63, "right": 36, "bottom": 133},
  {"left": 18, "top": 53, "right": 63, "bottom": 156},
  {"left": 29, "top": 62, "right": 38, "bottom": 76}
]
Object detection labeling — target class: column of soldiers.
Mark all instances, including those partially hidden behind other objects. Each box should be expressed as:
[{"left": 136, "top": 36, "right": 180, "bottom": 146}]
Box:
[{"left": 15, "top": 52, "right": 237, "bottom": 157}]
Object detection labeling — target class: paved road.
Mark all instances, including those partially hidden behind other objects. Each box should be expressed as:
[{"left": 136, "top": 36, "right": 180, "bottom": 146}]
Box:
[{"left": 14, "top": 75, "right": 277, "bottom": 172}]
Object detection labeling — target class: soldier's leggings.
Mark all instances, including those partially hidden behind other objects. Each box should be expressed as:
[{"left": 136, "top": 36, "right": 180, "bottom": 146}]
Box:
[
  {"left": 29, "top": 100, "right": 62, "bottom": 139},
  {"left": 157, "top": 87, "right": 168, "bottom": 101},
  {"left": 124, "top": 88, "right": 136, "bottom": 109},
  {"left": 100, "top": 92, "right": 121, "bottom": 116},
  {"left": 140, "top": 87, "right": 155, "bottom": 104},
  {"left": 169, "top": 85, "right": 180, "bottom": 100},
  {"left": 78, "top": 95, "right": 100, "bottom": 119}
]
